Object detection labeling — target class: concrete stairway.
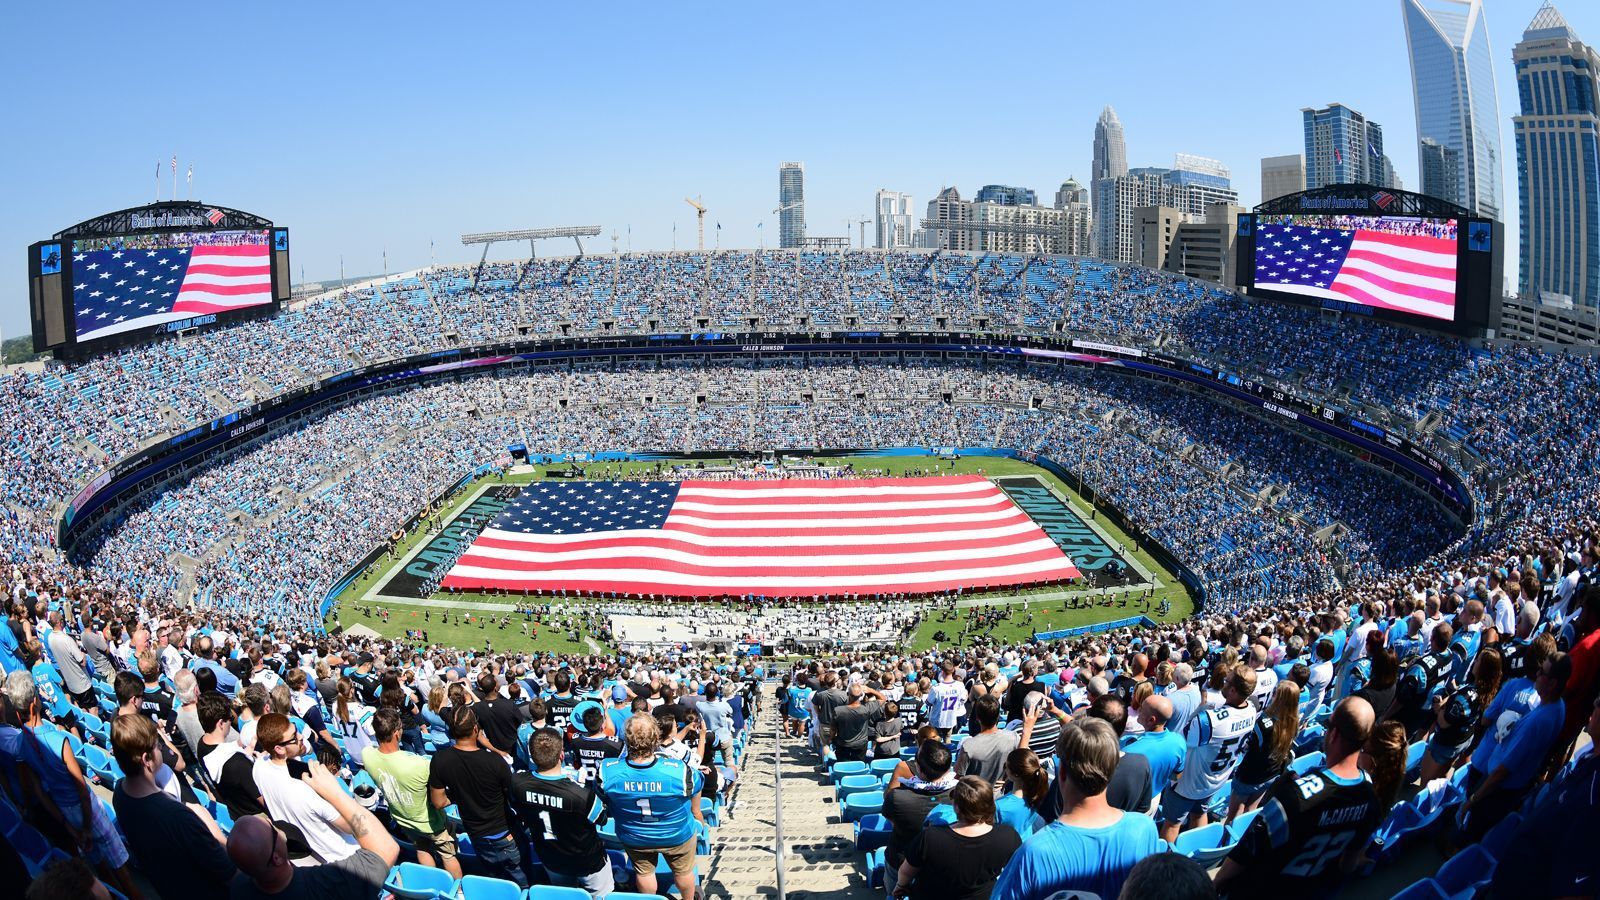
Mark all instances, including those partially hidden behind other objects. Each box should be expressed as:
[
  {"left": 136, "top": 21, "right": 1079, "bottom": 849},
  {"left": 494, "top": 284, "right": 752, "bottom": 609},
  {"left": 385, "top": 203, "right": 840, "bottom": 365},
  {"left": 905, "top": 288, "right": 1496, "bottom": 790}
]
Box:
[{"left": 703, "top": 686, "right": 875, "bottom": 900}]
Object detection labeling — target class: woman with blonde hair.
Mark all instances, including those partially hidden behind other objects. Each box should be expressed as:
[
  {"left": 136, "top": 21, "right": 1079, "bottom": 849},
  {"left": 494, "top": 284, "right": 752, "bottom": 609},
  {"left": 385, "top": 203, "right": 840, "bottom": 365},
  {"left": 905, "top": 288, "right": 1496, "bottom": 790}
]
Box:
[
  {"left": 1362, "top": 720, "right": 1409, "bottom": 810},
  {"left": 332, "top": 676, "right": 376, "bottom": 760},
  {"left": 1225, "top": 680, "right": 1301, "bottom": 822}
]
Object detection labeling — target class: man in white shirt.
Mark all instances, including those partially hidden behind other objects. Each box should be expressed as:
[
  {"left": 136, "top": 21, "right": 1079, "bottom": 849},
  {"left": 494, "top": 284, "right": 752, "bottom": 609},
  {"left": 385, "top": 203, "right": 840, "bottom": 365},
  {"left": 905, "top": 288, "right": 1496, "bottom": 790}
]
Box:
[
  {"left": 1247, "top": 645, "right": 1278, "bottom": 711},
  {"left": 1166, "top": 664, "right": 1202, "bottom": 737},
  {"left": 252, "top": 713, "right": 359, "bottom": 866},
  {"left": 160, "top": 627, "right": 186, "bottom": 681},
  {"left": 1305, "top": 639, "right": 1336, "bottom": 711}
]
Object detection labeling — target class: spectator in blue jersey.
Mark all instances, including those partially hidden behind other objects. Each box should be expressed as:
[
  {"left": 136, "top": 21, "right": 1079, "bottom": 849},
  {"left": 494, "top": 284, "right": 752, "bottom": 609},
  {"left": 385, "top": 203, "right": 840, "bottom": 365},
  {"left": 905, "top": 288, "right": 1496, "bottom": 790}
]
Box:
[
  {"left": 1484, "top": 696, "right": 1600, "bottom": 899},
  {"left": 1458, "top": 651, "right": 1571, "bottom": 842},
  {"left": 1215, "top": 697, "right": 1381, "bottom": 899},
  {"left": 599, "top": 714, "right": 703, "bottom": 899},
  {"left": 991, "top": 717, "right": 1159, "bottom": 900},
  {"left": 1125, "top": 695, "right": 1185, "bottom": 800}
]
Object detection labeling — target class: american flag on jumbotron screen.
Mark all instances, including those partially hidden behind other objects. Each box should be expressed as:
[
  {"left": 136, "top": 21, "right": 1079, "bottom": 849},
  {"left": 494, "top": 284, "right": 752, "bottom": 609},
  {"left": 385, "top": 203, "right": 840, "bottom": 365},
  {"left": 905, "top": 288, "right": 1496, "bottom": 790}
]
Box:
[
  {"left": 71, "top": 235, "right": 274, "bottom": 341},
  {"left": 440, "top": 476, "right": 1082, "bottom": 598},
  {"left": 1253, "top": 220, "right": 1458, "bottom": 321}
]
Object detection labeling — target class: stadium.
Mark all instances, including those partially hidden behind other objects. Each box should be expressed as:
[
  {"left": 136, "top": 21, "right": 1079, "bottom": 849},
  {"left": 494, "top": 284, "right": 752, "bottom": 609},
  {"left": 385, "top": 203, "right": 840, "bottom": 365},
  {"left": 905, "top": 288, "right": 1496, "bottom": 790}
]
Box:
[{"left": 5, "top": 5, "right": 1600, "bottom": 900}]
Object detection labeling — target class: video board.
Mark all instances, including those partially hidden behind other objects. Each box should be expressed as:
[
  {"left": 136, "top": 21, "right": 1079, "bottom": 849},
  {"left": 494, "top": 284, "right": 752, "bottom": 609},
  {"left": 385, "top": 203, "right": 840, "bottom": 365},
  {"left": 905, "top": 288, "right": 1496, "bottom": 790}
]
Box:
[
  {"left": 1250, "top": 214, "right": 1459, "bottom": 322},
  {"left": 69, "top": 229, "right": 273, "bottom": 341}
]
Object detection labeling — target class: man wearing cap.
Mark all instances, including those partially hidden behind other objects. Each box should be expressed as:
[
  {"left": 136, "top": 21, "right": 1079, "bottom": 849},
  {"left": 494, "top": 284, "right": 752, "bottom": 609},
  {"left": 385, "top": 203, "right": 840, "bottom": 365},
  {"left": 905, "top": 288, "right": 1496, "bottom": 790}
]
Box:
[{"left": 607, "top": 683, "right": 634, "bottom": 735}]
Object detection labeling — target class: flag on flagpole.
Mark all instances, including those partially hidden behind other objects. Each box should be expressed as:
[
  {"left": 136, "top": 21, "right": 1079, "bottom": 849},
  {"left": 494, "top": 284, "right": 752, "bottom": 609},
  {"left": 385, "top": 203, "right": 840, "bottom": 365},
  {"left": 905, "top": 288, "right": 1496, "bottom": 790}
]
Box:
[
  {"left": 187, "top": 164, "right": 193, "bottom": 184},
  {"left": 171, "top": 155, "right": 177, "bottom": 173}
]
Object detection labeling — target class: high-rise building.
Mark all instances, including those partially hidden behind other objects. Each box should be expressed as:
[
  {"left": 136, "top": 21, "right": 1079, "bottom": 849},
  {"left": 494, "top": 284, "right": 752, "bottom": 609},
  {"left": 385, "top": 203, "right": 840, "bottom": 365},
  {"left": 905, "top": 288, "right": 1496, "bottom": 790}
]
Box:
[
  {"left": 1302, "top": 104, "right": 1390, "bottom": 188},
  {"left": 1261, "top": 154, "right": 1306, "bottom": 202},
  {"left": 1402, "top": 0, "right": 1505, "bottom": 218},
  {"left": 1093, "top": 159, "right": 1237, "bottom": 262},
  {"left": 778, "top": 162, "right": 805, "bottom": 249},
  {"left": 1054, "top": 179, "right": 1094, "bottom": 257},
  {"left": 974, "top": 185, "right": 1037, "bottom": 206},
  {"left": 1513, "top": 2, "right": 1600, "bottom": 307},
  {"left": 923, "top": 183, "right": 1087, "bottom": 255},
  {"left": 875, "top": 190, "right": 915, "bottom": 249},
  {"left": 1093, "top": 106, "right": 1128, "bottom": 182}
]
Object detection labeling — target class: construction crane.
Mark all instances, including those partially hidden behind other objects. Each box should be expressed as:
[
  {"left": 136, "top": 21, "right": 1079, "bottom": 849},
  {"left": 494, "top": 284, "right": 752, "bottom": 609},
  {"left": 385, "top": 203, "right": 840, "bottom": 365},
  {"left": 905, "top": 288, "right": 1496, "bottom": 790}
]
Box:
[{"left": 684, "top": 196, "right": 706, "bottom": 252}]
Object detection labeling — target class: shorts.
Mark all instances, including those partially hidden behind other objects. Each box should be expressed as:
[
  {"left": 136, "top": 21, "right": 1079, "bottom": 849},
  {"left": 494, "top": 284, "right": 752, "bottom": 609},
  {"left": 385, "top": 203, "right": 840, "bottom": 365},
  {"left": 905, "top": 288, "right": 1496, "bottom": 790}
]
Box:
[
  {"left": 627, "top": 834, "right": 697, "bottom": 877},
  {"left": 1157, "top": 784, "right": 1218, "bottom": 824},
  {"left": 1229, "top": 777, "right": 1272, "bottom": 805},
  {"left": 548, "top": 859, "right": 615, "bottom": 896},
  {"left": 62, "top": 794, "right": 129, "bottom": 869},
  {"left": 401, "top": 825, "right": 458, "bottom": 861}
]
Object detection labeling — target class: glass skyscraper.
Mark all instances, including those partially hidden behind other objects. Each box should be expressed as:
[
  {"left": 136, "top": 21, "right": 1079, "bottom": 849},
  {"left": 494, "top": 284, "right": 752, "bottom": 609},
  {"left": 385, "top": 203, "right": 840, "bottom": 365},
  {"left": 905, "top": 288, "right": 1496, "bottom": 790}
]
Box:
[
  {"left": 1514, "top": 3, "right": 1600, "bottom": 307},
  {"left": 1093, "top": 107, "right": 1128, "bottom": 183},
  {"left": 1302, "top": 104, "right": 1388, "bottom": 189},
  {"left": 778, "top": 162, "right": 805, "bottom": 249},
  {"left": 1402, "top": 0, "right": 1504, "bottom": 219}
]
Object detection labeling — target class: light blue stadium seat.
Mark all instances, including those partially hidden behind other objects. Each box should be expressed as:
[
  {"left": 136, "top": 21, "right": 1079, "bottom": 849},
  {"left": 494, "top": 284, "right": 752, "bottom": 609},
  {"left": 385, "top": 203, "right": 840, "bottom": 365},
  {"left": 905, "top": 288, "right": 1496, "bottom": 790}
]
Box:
[
  {"left": 1434, "top": 845, "right": 1496, "bottom": 898},
  {"left": 1225, "top": 808, "right": 1260, "bottom": 843},
  {"left": 1288, "top": 751, "right": 1324, "bottom": 775},
  {"left": 382, "top": 862, "right": 457, "bottom": 900},
  {"left": 842, "top": 789, "right": 884, "bottom": 822},
  {"left": 870, "top": 757, "right": 899, "bottom": 778},
  {"left": 1390, "top": 879, "right": 1449, "bottom": 900},
  {"left": 838, "top": 773, "right": 880, "bottom": 803},
  {"left": 865, "top": 847, "right": 886, "bottom": 890},
  {"left": 529, "top": 886, "right": 593, "bottom": 900},
  {"left": 1404, "top": 740, "right": 1427, "bottom": 783},
  {"left": 1481, "top": 811, "right": 1521, "bottom": 860},
  {"left": 458, "top": 874, "right": 525, "bottom": 900},
  {"left": 854, "top": 813, "right": 893, "bottom": 852},
  {"left": 830, "top": 760, "right": 869, "bottom": 784},
  {"left": 1172, "top": 821, "right": 1229, "bottom": 868}
]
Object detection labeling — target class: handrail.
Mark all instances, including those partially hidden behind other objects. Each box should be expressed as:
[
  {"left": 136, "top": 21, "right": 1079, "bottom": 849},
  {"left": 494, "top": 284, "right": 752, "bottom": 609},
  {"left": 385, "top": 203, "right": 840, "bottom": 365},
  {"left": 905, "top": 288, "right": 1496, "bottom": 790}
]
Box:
[{"left": 772, "top": 689, "right": 787, "bottom": 900}]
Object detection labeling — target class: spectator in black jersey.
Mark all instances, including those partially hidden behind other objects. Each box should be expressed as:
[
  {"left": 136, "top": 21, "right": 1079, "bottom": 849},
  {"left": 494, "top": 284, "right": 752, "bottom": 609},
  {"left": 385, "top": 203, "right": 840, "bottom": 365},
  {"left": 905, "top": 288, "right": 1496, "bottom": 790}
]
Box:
[
  {"left": 472, "top": 671, "right": 522, "bottom": 759},
  {"left": 1216, "top": 696, "right": 1381, "bottom": 899},
  {"left": 894, "top": 774, "right": 1021, "bottom": 900},
  {"left": 110, "top": 713, "right": 234, "bottom": 899},
  {"left": 511, "top": 728, "right": 613, "bottom": 898},
  {"left": 546, "top": 670, "right": 581, "bottom": 734},
  {"left": 349, "top": 653, "right": 380, "bottom": 705},
  {"left": 197, "top": 691, "right": 266, "bottom": 819},
  {"left": 571, "top": 705, "right": 623, "bottom": 786}
]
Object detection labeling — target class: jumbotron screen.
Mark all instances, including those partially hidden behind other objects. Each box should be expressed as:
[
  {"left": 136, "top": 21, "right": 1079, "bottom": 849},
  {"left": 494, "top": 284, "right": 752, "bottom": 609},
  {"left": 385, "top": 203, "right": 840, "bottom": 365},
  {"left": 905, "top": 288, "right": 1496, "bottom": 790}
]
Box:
[
  {"left": 1252, "top": 214, "right": 1459, "bottom": 322},
  {"left": 69, "top": 229, "right": 273, "bottom": 342}
]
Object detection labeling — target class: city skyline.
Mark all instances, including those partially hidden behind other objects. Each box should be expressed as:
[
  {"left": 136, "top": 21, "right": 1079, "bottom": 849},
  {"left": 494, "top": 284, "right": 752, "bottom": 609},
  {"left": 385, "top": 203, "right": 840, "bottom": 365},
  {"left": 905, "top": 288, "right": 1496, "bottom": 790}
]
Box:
[{"left": 3, "top": 1, "right": 1596, "bottom": 335}]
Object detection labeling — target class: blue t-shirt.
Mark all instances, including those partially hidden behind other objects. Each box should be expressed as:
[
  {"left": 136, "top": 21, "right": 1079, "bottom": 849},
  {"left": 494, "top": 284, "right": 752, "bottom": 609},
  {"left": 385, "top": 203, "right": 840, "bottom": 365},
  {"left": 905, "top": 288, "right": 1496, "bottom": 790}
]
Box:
[
  {"left": 30, "top": 661, "right": 75, "bottom": 722},
  {"left": 925, "top": 792, "right": 1043, "bottom": 837},
  {"left": 1488, "top": 697, "right": 1565, "bottom": 790},
  {"left": 1126, "top": 729, "right": 1187, "bottom": 794},
  {"left": 1470, "top": 675, "right": 1537, "bottom": 776},
  {"left": 599, "top": 755, "right": 704, "bottom": 848},
  {"left": 991, "top": 813, "right": 1160, "bottom": 900},
  {"left": 786, "top": 687, "right": 813, "bottom": 720}
]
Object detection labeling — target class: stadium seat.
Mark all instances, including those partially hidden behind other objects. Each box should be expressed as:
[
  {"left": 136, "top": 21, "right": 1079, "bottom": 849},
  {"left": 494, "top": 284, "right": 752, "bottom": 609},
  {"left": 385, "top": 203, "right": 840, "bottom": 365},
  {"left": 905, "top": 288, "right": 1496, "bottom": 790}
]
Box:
[
  {"left": 608, "top": 894, "right": 661, "bottom": 900},
  {"left": 842, "top": 789, "right": 885, "bottom": 822},
  {"left": 1390, "top": 879, "right": 1449, "bottom": 900},
  {"left": 1288, "top": 750, "right": 1324, "bottom": 775},
  {"left": 457, "top": 875, "right": 525, "bottom": 900},
  {"left": 870, "top": 758, "right": 899, "bottom": 778},
  {"left": 383, "top": 862, "right": 457, "bottom": 900},
  {"left": 865, "top": 847, "right": 887, "bottom": 890},
  {"left": 838, "top": 773, "right": 881, "bottom": 804},
  {"left": 1434, "top": 845, "right": 1496, "bottom": 898},
  {"left": 831, "top": 760, "right": 868, "bottom": 784},
  {"left": 1172, "top": 821, "right": 1229, "bottom": 867},
  {"left": 529, "top": 886, "right": 593, "bottom": 900},
  {"left": 854, "top": 813, "right": 893, "bottom": 852},
  {"left": 1481, "top": 811, "right": 1521, "bottom": 860},
  {"left": 1225, "top": 809, "right": 1260, "bottom": 843},
  {"left": 1404, "top": 741, "right": 1427, "bottom": 783}
]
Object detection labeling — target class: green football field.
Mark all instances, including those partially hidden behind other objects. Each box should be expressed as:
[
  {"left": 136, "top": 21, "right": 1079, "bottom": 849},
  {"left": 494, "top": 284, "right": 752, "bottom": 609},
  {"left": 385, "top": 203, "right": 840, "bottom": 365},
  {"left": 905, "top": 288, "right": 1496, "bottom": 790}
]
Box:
[{"left": 324, "top": 454, "right": 1195, "bottom": 653}]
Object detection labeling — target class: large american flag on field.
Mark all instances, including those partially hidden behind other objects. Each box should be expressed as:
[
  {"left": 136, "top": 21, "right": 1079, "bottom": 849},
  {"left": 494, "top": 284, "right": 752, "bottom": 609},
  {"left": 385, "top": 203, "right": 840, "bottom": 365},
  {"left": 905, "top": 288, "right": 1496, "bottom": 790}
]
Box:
[
  {"left": 71, "top": 235, "right": 273, "bottom": 341},
  {"left": 441, "top": 475, "right": 1082, "bottom": 598},
  {"left": 1253, "top": 221, "right": 1458, "bottom": 321}
]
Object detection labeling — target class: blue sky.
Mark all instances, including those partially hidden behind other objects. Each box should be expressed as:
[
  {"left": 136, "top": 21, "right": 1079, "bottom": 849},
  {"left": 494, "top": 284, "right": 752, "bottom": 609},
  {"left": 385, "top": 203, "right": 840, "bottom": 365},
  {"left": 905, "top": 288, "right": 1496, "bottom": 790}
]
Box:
[{"left": 2, "top": 0, "right": 1592, "bottom": 338}]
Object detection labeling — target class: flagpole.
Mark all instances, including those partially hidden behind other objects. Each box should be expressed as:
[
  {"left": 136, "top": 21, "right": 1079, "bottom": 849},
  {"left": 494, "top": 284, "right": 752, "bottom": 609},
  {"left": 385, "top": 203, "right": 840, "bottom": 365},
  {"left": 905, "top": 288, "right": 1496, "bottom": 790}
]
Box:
[
  {"left": 155, "top": 161, "right": 160, "bottom": 204},
  {"left": 172, "top": 155, "right": 177, "bottom": 203}
]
